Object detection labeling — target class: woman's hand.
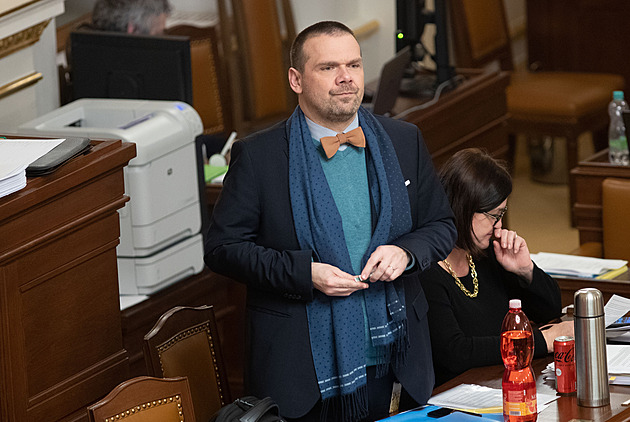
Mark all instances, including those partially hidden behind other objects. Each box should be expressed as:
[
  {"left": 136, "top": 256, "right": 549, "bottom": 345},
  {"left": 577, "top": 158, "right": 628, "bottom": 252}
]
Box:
[
  {"left": 540, "top": 320, "right": 575, "bottom": 353},
  {"left": 493, "top": 228, "right": 534, "bottom": 282}
]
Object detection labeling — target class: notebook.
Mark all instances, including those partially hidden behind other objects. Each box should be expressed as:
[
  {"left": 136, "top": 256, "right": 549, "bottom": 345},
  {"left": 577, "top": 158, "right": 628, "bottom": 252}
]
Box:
[{"left": 364, "top": 46, "right": 411, "bottom": 116}]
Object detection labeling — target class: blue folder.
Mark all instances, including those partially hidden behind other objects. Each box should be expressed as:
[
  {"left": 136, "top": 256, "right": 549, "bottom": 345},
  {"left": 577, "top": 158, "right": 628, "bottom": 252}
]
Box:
[{"left": 379, "top": 405, "right": 503, "bottom": 422}]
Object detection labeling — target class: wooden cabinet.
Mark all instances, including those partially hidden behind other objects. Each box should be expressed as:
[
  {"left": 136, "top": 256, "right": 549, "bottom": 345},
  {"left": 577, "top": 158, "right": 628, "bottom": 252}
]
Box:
[{"left": 0, "top": 139, "right": 135, "bottom": 421}]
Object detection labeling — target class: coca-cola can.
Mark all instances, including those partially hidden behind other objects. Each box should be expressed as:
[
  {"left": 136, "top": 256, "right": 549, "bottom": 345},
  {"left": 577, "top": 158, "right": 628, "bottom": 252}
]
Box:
[{"left": 554, "top": 336, "right": 576, "bottom": 394}]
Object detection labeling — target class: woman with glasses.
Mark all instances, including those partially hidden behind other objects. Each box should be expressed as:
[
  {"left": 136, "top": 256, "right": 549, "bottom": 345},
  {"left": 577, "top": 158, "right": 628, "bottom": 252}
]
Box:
[{"left": 419, "top": 148, "right": 573, "bottom": 386}]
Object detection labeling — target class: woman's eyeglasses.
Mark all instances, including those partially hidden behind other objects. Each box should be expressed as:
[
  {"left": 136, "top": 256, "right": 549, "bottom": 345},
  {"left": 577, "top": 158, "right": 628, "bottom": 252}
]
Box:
[{"left": 483, "top": 207, "right": 507, "bottom": 226}]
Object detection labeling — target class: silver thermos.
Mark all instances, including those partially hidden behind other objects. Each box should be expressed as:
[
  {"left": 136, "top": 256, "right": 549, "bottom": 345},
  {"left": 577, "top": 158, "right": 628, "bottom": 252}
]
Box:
[{"left": 574, "top": 288, "right": 610, "bottom": 407}]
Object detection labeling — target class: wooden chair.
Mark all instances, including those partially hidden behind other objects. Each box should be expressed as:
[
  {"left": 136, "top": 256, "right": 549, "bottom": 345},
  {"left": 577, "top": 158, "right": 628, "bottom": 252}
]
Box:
[
  {"left": 572, "top": 178, "right": 630, "bottom": 262},
  {"left": 87, "top": 376, "right": 195, "bottom": 422},
  {"left": 165, "top": 24, "right": 233, "bottom": 136},
  {"left": 448, "top": 0, "right": 625, "bottom": 185},
  {"left": 143, "top": 305, "right": 231, "bottom": 422},
  {"left": 217, "top": 0, "right": 297, "bottom": 135}
]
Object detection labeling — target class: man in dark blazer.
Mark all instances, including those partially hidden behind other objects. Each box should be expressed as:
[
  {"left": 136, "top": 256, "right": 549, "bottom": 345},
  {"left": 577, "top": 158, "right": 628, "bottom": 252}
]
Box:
[{"left": 205, "top": 21, "right": 456, "bottom": 422}]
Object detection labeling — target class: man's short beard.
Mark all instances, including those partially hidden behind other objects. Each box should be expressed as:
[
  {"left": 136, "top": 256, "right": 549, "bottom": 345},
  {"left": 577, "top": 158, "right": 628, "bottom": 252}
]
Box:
[{"left": 324, "top": 96, "right": 361, "bottom": 122}]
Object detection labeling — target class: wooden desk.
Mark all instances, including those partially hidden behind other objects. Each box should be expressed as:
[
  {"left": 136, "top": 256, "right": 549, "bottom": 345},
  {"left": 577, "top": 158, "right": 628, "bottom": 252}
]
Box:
[
  {"left": 0, "top": 139, "right": 135, "bottom": 422},
  {"left": 570, "top": 149, "right": 630, "bottom": 245},
  {"left": 554, "top": 272, "right": 630, "bottom": 308},
  {"left": 434, "top": 356, "right": 630, "bottom": 422},
  {"left": 392, "top": 69, "right": 511, "bottom": 169}
]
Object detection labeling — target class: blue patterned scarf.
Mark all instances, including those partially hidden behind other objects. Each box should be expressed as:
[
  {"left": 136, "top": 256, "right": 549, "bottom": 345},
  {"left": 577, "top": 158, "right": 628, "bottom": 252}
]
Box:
[{"left": 288, "top": 106, "right": 412, "bottom": 421}]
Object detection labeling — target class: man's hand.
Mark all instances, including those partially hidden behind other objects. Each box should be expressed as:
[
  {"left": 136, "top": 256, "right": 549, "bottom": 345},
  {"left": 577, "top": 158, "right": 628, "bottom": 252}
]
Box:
[
  {"left": 312, "top": 262, "right": 368, "bottom": 296},
  {"left": 360, "top": 245, "right": 409, "bottom": 282}
]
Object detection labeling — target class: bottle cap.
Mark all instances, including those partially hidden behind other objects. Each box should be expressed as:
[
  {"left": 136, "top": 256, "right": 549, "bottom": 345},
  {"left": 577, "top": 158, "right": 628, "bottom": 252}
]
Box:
[
  {"left": 613, "top": 91, "right": 625, "bottom": 100},
  {"left": 509, "top": 299, "right": 521, "bottom": 309},
  {"left": 574, "top": 288, "right": 604, "bottom": 317}
]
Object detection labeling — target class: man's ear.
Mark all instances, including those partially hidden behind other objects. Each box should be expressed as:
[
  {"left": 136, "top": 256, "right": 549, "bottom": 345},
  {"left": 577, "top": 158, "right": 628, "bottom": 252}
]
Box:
[
  {"left": 288, "top": 67, "right": 303, "bottom": 94},
  {"left": 126, "top": 22, "right": 136, "bottom": 34}
]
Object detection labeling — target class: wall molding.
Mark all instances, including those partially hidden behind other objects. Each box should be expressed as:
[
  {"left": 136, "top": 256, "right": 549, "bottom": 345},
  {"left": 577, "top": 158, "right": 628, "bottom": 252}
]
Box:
[{"left": 0, "top": 18, "right": 49, "bottom": 59}]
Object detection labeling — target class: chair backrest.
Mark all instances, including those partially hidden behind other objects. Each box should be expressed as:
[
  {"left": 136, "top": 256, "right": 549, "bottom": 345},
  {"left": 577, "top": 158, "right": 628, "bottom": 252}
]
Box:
[
  {"left": 448, "top": 0, "right": 514, "bottom": 70},
  {"left": 217, "top": 0, "right": 296, "bottom": 133},
  {"left": 233, "top": 0, "right": 287, "bottom": 121},
  {"left": 165, "top": 24, "right": 233, "bottom": 135},
  {"left": 143, "top": 305, "right": 231, "bottom": 422},
  {"left": 602, "top": 178, "right": 630, "bottom": 261},
  {"left": 87, "top": 376, "right": 195, "bottom": 422}
]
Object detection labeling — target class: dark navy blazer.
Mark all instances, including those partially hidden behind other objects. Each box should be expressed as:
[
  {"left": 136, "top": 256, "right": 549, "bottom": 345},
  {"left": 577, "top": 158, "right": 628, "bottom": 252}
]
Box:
[{"left": 204, "top": 113, "right": 456, "bottom": 418}]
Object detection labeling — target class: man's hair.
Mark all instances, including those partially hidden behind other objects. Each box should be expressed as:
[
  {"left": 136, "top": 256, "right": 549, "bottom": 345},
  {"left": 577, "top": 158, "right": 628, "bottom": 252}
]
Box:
[
  {"left": 92, "top": 0, "right": 171, "bottom": 34},
  {"left": 438, "top": 148, "right": 512, "bottom": 258},
  {"left": 290, "top": 21, "right": 357, "bottom": 72}
]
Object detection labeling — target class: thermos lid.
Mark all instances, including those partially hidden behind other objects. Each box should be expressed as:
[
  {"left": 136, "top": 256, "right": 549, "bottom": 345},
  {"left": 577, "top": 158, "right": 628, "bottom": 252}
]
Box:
[{"left": 574, "top": 288, "right": 604, "bottom": 317}]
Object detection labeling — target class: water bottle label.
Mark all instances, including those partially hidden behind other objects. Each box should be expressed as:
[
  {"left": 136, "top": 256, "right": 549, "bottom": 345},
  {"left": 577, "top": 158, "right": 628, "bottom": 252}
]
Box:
[{"left": 609, "top": 136, "right": 628, "bottom": 149}]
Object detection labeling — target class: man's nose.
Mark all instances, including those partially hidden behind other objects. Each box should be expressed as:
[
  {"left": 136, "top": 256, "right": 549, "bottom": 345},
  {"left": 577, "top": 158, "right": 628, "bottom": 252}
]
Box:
[{"left": 337, "top": 66, "right": 353, "bottom": 83}]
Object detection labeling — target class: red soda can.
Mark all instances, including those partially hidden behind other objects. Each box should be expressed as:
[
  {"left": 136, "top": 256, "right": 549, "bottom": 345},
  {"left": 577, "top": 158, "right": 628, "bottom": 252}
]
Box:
[{"left": 554, "top": 336, "right": 576, "bottom": 394}]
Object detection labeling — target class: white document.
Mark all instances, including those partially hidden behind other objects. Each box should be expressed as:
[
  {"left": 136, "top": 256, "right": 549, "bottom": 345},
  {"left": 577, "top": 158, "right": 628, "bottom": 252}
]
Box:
[
  {"left": 531, "top": 252, "right": 627, "bottom": 278},
  {"left": 0, "top": 138, "right": 64, "bottom": 179},
  {"left": 607, "top": 345, "right": 630, "bottom": 375},
  {"left": 428, "top": 383, "right": 558, "bottom": 414},
  {"left": 0, "top": 138, "right": 64, "bottom": 198},
  {"left": 605, "top": 294, "right": 630, "bottom": 328}
]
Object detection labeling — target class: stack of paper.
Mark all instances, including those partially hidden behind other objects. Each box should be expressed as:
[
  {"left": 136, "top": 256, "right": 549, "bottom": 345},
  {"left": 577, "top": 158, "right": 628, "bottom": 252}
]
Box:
[
  {"left": 605, "top": 294, "right": 630, "bottom": 344},
  {"left": 427, "top": 383, "right": 559, "bottom": 415},
  {"left": 531, "top": 252, "right": 627, "bottom": 279},
  {"left": 0, "top": 138, "right": 64, "bottom": 199}
]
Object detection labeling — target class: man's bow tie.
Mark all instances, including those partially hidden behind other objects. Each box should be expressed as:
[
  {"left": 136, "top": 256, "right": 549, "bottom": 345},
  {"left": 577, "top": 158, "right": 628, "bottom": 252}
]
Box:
[{"left": 320, "top": 127, "right": 366, "bottom": 159}]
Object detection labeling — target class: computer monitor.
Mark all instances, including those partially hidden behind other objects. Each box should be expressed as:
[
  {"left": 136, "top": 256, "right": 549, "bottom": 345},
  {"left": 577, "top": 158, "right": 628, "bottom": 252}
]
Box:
[
  {"left": 395, "top": 0, "right": 455, "bottom": 94},
  {"left": 70, "top": 29, "right": 193, "bottom": 105}
]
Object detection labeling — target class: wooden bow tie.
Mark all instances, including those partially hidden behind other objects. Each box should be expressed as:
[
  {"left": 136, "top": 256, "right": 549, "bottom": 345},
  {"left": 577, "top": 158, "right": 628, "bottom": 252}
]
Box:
[{"left": 320, "top": 127, "right": 366, "bottom": 159}]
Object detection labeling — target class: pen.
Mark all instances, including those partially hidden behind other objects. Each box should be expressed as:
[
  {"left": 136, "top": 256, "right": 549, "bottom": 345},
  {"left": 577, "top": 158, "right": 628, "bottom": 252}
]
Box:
[
  {"left": 454, "top": 408, "right": 483, "bottom": 418},
  {"left": 428, "top": 407, "right": 483, "bottom": 418}
]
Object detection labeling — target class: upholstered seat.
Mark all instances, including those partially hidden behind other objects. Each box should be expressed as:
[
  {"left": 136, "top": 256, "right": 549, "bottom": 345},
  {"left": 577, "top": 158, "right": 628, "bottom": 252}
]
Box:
[
  {"left": 449, "top": 0, "right": 625, "bottom": 192},
  {"left": 508, "top": 72, "right": 624, "bottom": 120}
]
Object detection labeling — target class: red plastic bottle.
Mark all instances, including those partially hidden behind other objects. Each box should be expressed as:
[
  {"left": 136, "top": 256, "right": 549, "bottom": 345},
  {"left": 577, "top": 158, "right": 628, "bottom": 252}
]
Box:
[{"left": 501, "top": 299, "right": 537, "bottom": 422}]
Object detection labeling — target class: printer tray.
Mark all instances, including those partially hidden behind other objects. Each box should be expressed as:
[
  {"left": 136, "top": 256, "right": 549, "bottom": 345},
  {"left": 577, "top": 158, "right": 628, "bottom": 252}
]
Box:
[{"left": 26, "top": 136, "right": 91, "bottom": 176}]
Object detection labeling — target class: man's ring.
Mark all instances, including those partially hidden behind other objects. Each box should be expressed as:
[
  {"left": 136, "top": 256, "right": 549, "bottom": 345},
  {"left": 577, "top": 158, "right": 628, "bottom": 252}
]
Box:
[{"left": 355, "top": 276, "right": 363, "bottom": 283}]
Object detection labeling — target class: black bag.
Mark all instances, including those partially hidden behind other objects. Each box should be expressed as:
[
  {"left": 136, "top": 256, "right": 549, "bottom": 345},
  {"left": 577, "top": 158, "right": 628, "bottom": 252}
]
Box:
[{"left": 210, "top": 396, "right": 286, "bottom": 422}]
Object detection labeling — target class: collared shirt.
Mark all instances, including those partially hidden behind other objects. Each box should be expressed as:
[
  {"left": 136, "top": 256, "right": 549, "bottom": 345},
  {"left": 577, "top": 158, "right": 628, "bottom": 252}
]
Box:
[{"left": 305, "top": 114, "right": 359, "bottom": 153}]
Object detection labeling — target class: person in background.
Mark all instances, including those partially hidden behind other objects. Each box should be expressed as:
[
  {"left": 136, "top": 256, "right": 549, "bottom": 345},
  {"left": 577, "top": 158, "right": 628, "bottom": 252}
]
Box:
[
  {"left": 91, "top": 0, "right": 171, "bottom": 35},
  {"left": 204, "top": 21, "right": 456, "bottom": 422},
  {"left": 419, "top": 148, "right": 574, "bottom": 386},
  {"left": 59, "top": 0, "right": 172, "bottom": 105}
]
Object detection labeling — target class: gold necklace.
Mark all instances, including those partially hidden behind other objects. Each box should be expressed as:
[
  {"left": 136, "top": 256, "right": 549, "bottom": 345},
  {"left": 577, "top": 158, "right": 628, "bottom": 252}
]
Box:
[{"left": 442, "top": 253, "right": 479, "bottom": 298}]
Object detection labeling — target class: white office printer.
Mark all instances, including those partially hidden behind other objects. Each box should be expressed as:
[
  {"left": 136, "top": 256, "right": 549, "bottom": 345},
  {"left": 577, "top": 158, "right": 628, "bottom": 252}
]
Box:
[{"left": 19, "top": 99, "right": 205, "bottom": 295}]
